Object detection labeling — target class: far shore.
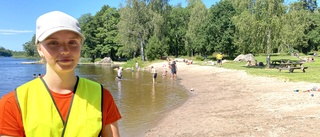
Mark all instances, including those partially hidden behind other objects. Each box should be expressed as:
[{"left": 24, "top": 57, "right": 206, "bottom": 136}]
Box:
[
  {"left": 21, "top": 61, "right": 126, "bottom": 66},
  {"left": 21, "top": 61, "right": 42, "bottom": 64},
  {"left": 143, "top": 61, "right": 320, "bottom": 136}
]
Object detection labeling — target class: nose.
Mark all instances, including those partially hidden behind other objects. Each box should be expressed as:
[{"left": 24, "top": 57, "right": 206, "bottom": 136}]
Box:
[{"left": 60, "top": 44, "right": 70, "bottom": 55}]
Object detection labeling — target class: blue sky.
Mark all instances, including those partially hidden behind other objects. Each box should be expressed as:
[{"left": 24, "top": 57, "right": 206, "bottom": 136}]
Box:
[{"left": 0, "top": 0, "right": 297, "bottom": 51}]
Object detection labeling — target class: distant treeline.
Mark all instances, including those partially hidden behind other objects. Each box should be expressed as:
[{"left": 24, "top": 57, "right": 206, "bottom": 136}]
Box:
[
  {"left": 21, "top": 0, "right": 319, "bottom": 62},
  {"left": 0, "top": 47, "right": 12, "bottom": 57},
  {"left": 0, "top": 47, "right": 27, "bottom": 57}
]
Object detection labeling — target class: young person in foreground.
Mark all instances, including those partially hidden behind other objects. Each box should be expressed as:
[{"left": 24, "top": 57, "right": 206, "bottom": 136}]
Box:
[{"left": 0, "top": 11, "right": 121, "bottom": 137}]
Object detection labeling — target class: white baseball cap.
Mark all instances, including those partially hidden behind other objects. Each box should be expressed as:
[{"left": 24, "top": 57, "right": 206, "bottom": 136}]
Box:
[{"left": 35, "top": 11, "right": 85, "bottom": 44}]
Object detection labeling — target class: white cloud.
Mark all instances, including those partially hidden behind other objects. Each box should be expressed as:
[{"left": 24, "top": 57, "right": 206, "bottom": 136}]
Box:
[
  {"left": 0, "top": 29, "right": 33, "bottom": 35},
  {"left": 0, "top": 33, "right": 16, "bottom": 35}
]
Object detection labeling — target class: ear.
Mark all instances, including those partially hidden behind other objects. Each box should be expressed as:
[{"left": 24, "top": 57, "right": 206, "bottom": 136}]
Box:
[{"left": 37, "top": 44, "right": 44, "bottom": 58}]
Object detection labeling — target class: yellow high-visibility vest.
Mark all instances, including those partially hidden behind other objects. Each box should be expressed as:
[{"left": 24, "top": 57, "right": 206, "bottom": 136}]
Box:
[
  {"left": 216, "top": 54, "right": 223, "bottom": 60},
  {"left": 15, "top": 77, "right": 102, "bottom": 137}
]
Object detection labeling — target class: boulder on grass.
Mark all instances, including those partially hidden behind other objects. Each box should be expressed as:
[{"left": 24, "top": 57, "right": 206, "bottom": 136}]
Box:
[{"left": 234, "top": 54, "right": 255, "bottom": 62}]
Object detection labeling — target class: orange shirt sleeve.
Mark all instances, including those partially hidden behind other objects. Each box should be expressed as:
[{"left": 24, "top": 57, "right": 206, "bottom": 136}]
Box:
[
  {"left": 0, "top": 91, "right": 24, "bottom": 137},
  {"left": 102, "top": 88, "right": 122, "bottom": 126}
]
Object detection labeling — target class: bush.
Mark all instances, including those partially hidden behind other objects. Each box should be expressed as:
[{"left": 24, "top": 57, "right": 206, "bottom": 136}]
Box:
[
  {"left": 307, "top": 51, "right": 317, "bottom": 56},
  {"left": 206, "top": 55, "right": 215, "bottom": 60},
  {"left": 94, "top": 58, "right": 102, "bottom": 62},
  {"left": 79, "top": 58, "right": 92, "bottom": 63},
  {"left": 195, "top": 55, "right": 204, "bottom": 61}
]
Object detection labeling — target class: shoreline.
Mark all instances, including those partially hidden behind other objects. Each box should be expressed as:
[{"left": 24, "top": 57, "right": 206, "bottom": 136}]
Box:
[{"left": 144, "top": 61, "right": 320, "bottom": 136}]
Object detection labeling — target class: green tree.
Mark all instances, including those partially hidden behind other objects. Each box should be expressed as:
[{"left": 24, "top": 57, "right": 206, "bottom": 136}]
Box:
[
  {"left": 78, "top": 13, "right": 96, "bottom": 61},
  {"left": 232, "top": 0, "right": 286, "bottom": 68},
  {"left": 145, "top": 35, "right": 164, "bottom": 60},
  {"left": 92, "top": 5, "right": 120, "bottom": 60},
  {"left": 231, "top": 0, "right": 257, "bottom": 54},
  {"left": 252, "top": 0, "right": 286, "bottom": 68},
  {"left": 285, "top": 0, "right": 319, "bottom": 54},
  {"left": 117, "top": 0, "right": 151, "bottom": 61},
  {"left": 167, "top": 4, "right": 189, "bottom": 57},
  {"left": 280, "top": 6, "right": 308, "bottom": 54},
  {"left": 23, "top": 35, "right": 37, "bottom": 57},
  {"left": 307, "top": 12, "right": 320, "bottom": 51},
  {"left": 208, "top": 0, "right": 237, "bottom": 57},
  {"left": 185, "top": 0, "right": 208, "bottom": 57},
  {"left": 149, "top": 0, "right": 170, "bottom": 58}
]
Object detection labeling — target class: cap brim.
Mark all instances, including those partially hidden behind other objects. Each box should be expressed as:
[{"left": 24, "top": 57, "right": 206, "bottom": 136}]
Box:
[{"left": 37, "top": 27, "right": 85, "bottom": 43}]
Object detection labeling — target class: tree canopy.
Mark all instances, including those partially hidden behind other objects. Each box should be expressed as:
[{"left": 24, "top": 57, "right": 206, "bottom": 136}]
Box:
[{"left": 20, "top": 0, "right": 320, "bottom": 63}]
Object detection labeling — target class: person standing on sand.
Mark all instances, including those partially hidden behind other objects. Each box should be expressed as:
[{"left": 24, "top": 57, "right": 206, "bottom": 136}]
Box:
[
  {"left": 151, "top": 66, "right": 157, "bottom": 83},
  {"left": 216, "top": 52, "right": 223, "bottom": 67},
  {"left": 0, "top": 11, "right": 121, "bottom": 137}
]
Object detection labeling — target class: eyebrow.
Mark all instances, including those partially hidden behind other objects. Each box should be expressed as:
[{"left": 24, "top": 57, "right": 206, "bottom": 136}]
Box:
[{"left": 46, "top": 36, "right": 81, "bottom": 40}]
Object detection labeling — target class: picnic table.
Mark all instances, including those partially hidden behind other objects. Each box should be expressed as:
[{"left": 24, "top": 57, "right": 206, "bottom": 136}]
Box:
[
  {"left": 278, "top": 62, "right": 308, "bottom": 73},
  {"left": 271, "top": 59, "right": 290, "bottom": 68}
]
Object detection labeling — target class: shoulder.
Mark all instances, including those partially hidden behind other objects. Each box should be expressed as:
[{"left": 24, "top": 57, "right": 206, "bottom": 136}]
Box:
[
  {"left": 0, "top": 91, "right": 16, "bottom": 104},
  {"left": 0, "top": 91, "right": 24, "bottom": 136},
  {"left": 0, "top": 91, "right": 19, "bottom": 116},
  {"left": 102, "top": 88, "right": 118, "bottom": 105},
  {"left": 102, "top": 88, "right": 113, "bottom": 98}
]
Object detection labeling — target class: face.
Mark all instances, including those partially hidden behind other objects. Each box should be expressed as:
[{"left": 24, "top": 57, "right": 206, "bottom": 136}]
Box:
[{"left": 37, "top": 30, "right": 82, "bottom": 73}]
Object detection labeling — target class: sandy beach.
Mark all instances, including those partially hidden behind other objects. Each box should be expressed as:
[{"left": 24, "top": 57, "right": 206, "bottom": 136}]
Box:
[{"left": 144, "top": 61, "right": 320, "bottom": 137}]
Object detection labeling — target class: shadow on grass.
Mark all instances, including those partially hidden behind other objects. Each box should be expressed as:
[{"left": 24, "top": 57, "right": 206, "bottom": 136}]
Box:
[{"left": 242, "top": 65, "right": 266, "bottom": 69}]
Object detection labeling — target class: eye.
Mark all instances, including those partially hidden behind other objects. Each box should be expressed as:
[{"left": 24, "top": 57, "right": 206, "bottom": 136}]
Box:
[
  {"left": 69, "top": 40, "right": 78, "bottom": 45},
  {"left": 68, "top": 39, "right": 81, "bottom": 48},
  {"left": 47, "top": 40, "right": 59, "bottom": 46},
  {"left": 69, "top": 39, "right": 81, "bottom": 46},
  {"left": 47, "top": 41, "right": 59, "bottom": 46}
]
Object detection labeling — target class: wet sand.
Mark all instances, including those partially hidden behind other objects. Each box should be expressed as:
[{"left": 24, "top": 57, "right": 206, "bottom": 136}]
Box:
[{"left": 144, "top": 61, "right": 320, "bottom": 137}]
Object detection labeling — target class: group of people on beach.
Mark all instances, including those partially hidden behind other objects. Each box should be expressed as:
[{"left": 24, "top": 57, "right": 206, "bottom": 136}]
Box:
[{"left": 150, "top": 58, "right": 177, "bottom": 83}]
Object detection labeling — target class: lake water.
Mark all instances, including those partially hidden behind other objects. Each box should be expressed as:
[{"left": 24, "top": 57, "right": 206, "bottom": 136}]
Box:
[{"left": 0, "top": 57, "right": 189, "bottom": 136}]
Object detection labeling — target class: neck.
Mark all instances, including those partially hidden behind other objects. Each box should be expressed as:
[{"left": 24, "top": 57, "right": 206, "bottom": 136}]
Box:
[{"left": 43, "top": 69, "right": 77, "bottom": 94}]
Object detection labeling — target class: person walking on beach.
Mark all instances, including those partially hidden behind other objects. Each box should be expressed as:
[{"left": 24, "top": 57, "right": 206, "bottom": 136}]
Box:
[
  {"left": 0, "top": 11, "right": 121, "bottom": 137},
  {"left": 216, "top": 52, "right": 223, "bottom": 67},
  {"left": 170, "top": 60, "right": 177, "bottom": 80},
  {"left": 151, "top": 66, "right": 157, "bottom": 83}
]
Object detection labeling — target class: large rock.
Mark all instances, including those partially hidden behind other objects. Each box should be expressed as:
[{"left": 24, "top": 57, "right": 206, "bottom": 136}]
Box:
[
  {"left": 234, "top": 54, "right": 255, "bottom": 62},
  {"left": 96, "top": 57, "right": 112, "bottom": 64}
]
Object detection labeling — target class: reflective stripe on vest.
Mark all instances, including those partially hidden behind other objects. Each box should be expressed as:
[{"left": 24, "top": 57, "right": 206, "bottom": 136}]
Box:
[{"left": 15, "top": 77, "right": 102, "bottom": 137}]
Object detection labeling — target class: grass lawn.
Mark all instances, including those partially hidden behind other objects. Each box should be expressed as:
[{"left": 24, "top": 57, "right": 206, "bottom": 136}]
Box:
[{"left": 219, "top": 55, "right": 319, "bottom": 83}]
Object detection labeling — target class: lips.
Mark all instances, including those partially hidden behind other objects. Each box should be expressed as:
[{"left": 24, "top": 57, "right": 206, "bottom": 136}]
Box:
[{"left": 58, "top": 58, "right": 73, "bottom": 63}]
